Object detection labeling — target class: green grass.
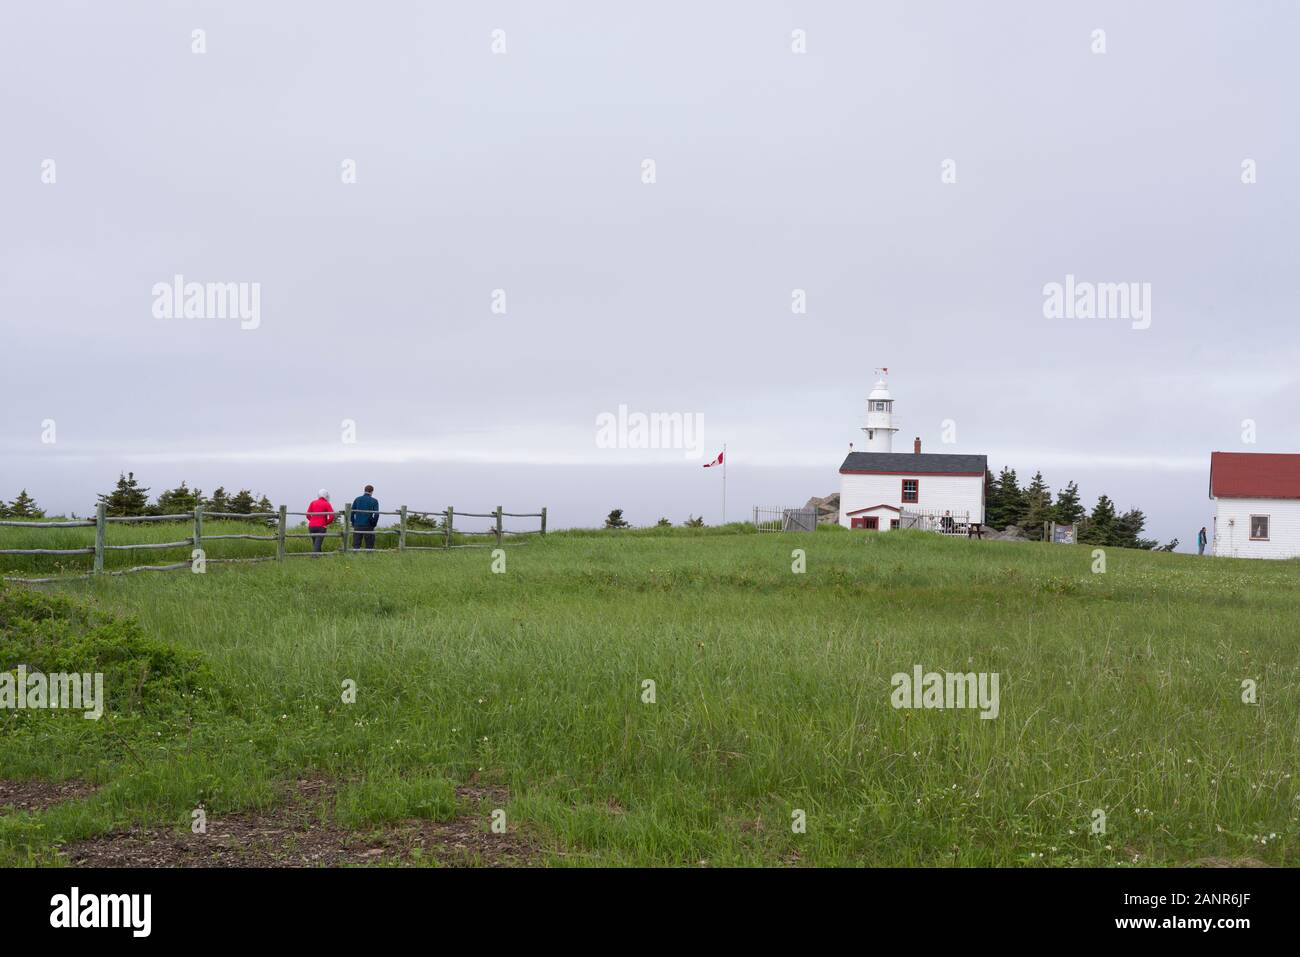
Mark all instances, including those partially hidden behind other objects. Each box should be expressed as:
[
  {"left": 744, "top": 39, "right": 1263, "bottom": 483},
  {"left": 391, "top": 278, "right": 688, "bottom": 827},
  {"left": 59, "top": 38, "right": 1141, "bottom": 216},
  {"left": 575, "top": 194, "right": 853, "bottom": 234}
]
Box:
[{"left": 2, "top": 527, "right": 1297, "bottom": 866}]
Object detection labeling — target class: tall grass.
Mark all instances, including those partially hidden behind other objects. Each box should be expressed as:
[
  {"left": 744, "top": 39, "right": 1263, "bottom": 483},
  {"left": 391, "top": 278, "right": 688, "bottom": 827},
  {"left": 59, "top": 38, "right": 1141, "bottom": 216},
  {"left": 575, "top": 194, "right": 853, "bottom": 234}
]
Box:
[{"left": 2, "top": 529, "right": 1297, "bottom": 866}]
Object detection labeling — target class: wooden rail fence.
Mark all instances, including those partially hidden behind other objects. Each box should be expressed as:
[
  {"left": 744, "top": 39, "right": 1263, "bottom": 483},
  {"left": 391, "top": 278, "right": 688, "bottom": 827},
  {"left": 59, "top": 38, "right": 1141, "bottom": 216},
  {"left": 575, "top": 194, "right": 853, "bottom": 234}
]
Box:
[{"left": 0, "top": 503, "right": 547, "bottom": 584}]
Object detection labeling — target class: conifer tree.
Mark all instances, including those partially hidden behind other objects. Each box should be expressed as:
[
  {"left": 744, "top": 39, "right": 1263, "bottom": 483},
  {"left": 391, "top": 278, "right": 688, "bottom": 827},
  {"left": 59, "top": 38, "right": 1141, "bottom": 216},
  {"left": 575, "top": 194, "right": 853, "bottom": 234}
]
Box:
[
  {"left": 1114, "top": 508, "right": 1158, "bottom": 550},
  {"left": 1079, "top": 494, "right": 1117, "bottom": 545},
  {"left": 1020, "top": 471, "right": 1052, "bottom": 540},
  {"left": 7, "top": 489, "right": 43, "bottom": 518},
  {"left": 987, "top": 467, "right": 1026, "bottom": 529},
  {"left": 1052, "top": 480, "right": 1085, "bottom": 526},
  {"left": 983, "top": 469, "right": 1000, "bottom": 528},
  {"left": 154, "top": 482, "right": 203, "bottom": 514},
  {"left": 97, "top": 472, "right": 151, "bottom": 517}
]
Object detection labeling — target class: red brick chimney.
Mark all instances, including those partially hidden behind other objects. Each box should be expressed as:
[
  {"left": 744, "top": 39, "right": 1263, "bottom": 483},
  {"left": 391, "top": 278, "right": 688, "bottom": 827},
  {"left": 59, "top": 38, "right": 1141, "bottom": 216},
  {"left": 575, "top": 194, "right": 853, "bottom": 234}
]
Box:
[{"left": 914, "top": 437, "right": 922, "bottom": 454}]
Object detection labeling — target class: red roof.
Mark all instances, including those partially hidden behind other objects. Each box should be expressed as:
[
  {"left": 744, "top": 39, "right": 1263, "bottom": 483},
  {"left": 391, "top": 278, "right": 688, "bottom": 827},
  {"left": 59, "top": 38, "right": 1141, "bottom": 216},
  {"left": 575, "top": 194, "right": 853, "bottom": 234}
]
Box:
[{"left": 1210, "top": 452, "right": 1300, "bottom": 499}]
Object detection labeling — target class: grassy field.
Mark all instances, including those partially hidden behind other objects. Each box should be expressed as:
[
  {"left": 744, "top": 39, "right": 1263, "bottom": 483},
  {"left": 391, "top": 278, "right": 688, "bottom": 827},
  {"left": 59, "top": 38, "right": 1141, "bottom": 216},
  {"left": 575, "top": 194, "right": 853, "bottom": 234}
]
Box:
[{"left": 2, "top": 525, "right": 1297, "bottom": 866}]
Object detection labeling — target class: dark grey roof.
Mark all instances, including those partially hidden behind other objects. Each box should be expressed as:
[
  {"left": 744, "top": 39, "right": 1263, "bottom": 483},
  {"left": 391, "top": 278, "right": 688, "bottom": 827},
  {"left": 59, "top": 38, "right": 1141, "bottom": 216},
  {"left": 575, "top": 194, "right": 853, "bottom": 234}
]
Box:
[{"left": 839, "top": 451, "right": 987, "bottom": 474}]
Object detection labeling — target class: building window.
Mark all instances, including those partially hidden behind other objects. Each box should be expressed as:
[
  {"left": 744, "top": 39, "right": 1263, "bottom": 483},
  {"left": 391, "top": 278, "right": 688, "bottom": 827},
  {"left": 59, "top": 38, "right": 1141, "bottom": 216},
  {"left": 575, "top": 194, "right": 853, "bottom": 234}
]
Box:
[
  {"left": 1250, "top": 515, "right": 1270, "bottom": 540},
  {"left": 901, "top": 479, "right": 919, "bottom": 503},
  {"left": 890, "top": 519, "right": 900, "bottom": 529}
]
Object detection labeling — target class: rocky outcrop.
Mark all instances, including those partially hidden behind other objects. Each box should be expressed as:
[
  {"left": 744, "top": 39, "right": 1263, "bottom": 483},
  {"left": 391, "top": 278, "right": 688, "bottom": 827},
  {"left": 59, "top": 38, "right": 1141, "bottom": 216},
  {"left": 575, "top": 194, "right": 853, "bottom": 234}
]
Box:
[
  {"left": 804, "top": 493, "right": 840, "bottom": 524},
  {"left": 985, "top": 524, "right": 1029, "bottom": 541}
]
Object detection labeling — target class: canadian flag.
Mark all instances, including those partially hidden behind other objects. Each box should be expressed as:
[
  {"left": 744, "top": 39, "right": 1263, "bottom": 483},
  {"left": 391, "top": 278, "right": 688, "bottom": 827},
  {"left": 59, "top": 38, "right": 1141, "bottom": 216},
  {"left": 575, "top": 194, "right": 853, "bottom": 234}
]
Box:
[{"left": 703, "top": 450, "right": 724, "bottom": 468}]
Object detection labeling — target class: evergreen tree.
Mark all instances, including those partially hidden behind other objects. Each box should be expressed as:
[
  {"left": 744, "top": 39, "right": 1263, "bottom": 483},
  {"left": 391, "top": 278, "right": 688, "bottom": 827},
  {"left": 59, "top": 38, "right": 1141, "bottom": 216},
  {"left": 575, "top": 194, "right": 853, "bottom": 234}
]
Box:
[
  {"left": 987, "top": 467, "right": 1026, "bottom": 529},
  {"left": 229, "top": 489, "right": 256, "bottom": 514},
  {"left": 1114, "top": 508, "right": 1158, "bottom": 550},
  {"left": 684, "top": 515, "right": 704, "bottom": 528},
  {"left": 1020, "top": 471, "right": 1052, "bottom": 540},
  {"left": 406, "top": 511, "right": 442, "bottom": 530},
  {"left": 7, "top": 489, "right": 43, "bottom": 518},
  {"left": 604, "top": 509, "right": 629, "bottom": 529},
  {"left": 1052, "top": 480, "right": 1085, "bottom": 526},
  {"left": 0, "top": 498, "right": 9, "bottom": 518},
  {"left": 1079, "top": 494, "right": 1117, "bottom": 545},
  {"left": 983, "top": 469, "right": 1000, "bottom": 528},
  {"left": 206, "top": 487, "right": 231, "bottom": 513},
  {"left": 256, "top": 494, "right": 274, "bottom": 513},
  {"left": 655, "top": 517, "right": 671, "bottom": 527},
  {"left": 154, "top": 482, "right": 203, "bottom": 514},
  {"left": 97, "top": 472, "right": 151, "bottom": 517}
]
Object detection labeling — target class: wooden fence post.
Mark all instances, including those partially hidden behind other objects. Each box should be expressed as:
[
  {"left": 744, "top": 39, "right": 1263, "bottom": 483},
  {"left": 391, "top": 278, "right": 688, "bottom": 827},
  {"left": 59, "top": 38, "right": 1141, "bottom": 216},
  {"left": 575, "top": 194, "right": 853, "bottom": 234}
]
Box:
[
  {"left": 444, "top": 506, "right": 454, "bottom": 549},
  {"left": 192, "top": 505, "right": 204, "bottom": 566},
  {"left": 94, "top": 503, "right": 106, "bottom": 574},
  {"left": 399, "top": 506, "right": 407, "bottom": 552},
  {"left": 342, "top": 504, "right": 351, "bottom": 553},
  {"left": 495, "top": 506, "right": 503, "bottom": 548},
  {"left": 540, "top": 507, "right": 547, "bottom": 536},
  {"left": 277, "top": 505, "right": 287, "bottom": 560}
]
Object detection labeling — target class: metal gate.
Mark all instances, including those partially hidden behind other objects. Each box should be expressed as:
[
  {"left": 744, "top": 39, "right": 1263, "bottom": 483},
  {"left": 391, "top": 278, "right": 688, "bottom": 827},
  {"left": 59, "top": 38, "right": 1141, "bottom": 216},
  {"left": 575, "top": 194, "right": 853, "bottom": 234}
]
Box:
[
  {"left": 899, "top": 508, "right": 971, "bottom": 535},
  {"left": 753, "top": 506, "right": 817, "bottom": 532}
]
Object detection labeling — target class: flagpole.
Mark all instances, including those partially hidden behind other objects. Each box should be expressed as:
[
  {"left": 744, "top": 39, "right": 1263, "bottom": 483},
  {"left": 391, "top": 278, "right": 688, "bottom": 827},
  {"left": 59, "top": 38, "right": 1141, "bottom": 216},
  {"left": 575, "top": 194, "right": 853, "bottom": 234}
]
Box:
[{"left": 722, "top": 443, "right": 726, "bottom": 525}]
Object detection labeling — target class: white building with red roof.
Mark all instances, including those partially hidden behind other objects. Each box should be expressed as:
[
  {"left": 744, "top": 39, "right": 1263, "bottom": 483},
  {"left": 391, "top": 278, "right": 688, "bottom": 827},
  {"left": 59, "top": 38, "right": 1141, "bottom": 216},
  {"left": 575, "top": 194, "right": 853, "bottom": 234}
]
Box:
[{"left": 1208, "top": 451, "right": 1300, "bottom": 558}]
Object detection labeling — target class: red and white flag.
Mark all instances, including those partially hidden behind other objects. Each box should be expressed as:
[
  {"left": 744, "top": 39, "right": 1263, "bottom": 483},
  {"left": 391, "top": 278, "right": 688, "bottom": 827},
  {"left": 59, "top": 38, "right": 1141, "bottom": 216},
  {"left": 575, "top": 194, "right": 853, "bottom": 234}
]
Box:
[{"left": 703, "top": 450, "right": 724, "bottom": 468}]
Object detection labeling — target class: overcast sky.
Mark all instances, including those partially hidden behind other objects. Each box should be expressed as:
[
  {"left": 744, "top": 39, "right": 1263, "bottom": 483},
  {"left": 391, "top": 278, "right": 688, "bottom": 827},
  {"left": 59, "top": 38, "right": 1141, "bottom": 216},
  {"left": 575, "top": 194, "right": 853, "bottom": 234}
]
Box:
[{"left": 2, "top": 1, "right": 1297, "bottom": 547}]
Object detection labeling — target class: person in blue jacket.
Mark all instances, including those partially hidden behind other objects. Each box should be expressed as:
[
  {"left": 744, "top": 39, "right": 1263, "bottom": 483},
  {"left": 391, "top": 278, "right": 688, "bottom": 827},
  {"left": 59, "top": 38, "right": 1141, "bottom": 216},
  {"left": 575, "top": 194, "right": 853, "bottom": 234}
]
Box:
[{"left": 351, "top": 485, "right": 379, "bottom": 549}]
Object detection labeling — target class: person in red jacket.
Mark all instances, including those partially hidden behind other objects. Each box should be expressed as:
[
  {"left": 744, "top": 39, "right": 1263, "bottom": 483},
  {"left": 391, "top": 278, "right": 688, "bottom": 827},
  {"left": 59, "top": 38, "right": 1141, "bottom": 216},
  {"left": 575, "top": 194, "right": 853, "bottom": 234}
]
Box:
[{"left": 307, "top": 489, "right": 336, "bottom": 552}]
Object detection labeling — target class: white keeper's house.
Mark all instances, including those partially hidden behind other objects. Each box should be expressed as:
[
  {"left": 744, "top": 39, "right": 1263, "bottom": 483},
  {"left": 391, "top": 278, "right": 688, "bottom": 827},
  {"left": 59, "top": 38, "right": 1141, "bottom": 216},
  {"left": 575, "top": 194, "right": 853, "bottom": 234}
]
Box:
[
  {"left": 838, "top": 376, "right": 987, "bottom": 531},
  {"left": 1208, "top": 451, "right": 1300, "bottom": 559}
]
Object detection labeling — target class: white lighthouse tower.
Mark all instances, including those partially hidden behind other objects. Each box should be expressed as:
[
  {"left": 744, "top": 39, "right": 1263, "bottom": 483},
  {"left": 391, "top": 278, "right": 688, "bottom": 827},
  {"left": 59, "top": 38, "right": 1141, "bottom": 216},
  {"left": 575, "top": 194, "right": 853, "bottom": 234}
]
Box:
[{"left": 861, "top": 375, "right": 898, "bottom": 452}]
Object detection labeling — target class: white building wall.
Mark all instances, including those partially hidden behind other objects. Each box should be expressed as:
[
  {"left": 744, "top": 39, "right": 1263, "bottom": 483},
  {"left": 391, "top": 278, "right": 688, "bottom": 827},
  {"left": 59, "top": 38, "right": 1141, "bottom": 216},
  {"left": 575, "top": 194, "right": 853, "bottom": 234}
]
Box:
[
  {"left": 1211, "top": 497, "right": 1300, "bottom": 559},
  {"left": 842, "top": 504, "right": 900, "bottom": 528},
  {"left": 838, "top": 472, "right": 984, "bottom": 529}
]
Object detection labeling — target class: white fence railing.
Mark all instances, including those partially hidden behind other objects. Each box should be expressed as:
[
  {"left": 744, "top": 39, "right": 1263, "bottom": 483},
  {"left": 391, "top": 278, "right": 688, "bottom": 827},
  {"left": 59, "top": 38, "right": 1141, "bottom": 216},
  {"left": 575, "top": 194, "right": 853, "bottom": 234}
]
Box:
[{"left": 899, "top": 509, "right": 971, "bottom": 536}]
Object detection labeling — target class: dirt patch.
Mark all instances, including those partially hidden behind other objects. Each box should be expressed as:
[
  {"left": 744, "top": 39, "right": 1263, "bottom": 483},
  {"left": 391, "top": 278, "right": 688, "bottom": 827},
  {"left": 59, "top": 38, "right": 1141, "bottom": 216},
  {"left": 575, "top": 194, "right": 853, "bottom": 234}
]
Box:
[
  {"left": 63, "top": 777, "right": 540, "bottom": 868},
  {"left": 1186, "top": 857, "right": 1270, "bottom": 868},
  {"left": 0, "top": 779, "right": 97, "bottom": 813}
]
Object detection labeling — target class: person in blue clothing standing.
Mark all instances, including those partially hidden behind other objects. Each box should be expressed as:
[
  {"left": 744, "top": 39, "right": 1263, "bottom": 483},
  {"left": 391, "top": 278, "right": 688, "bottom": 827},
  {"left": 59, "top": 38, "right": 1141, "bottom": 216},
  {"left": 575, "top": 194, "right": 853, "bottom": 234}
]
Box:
[
  {"left": 351, "top": 485, "right": 379, "bottom": 549},
  {"left": 1197, "top": 525, "right": 1208, "bottom": 556}
]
